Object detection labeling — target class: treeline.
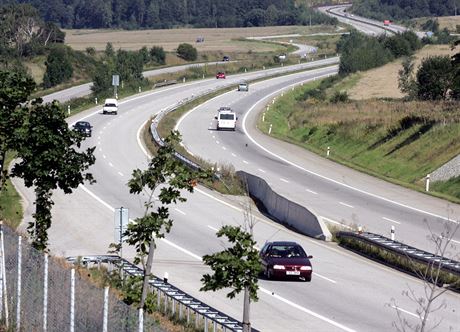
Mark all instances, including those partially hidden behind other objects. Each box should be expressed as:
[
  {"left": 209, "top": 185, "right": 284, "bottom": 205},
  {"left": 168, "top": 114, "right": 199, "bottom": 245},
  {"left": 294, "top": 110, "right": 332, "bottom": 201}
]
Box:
[
  {"left": 0, "top": 0, "right": 337, "bottom": 29},
  {"left": 338, "top": 30, "right": 422, "bottom": 74},
  {"left": 352, "top": 0, "right": 459, "bottom": 20}
]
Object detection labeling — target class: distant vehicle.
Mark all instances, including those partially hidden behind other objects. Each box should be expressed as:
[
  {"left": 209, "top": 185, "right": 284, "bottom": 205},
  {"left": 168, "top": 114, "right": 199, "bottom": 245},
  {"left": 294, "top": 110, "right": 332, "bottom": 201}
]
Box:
[
  {"left": 260, "top": 241, "right": 313, "bottom": 281},
  {"left": 383, "top": 20, "right": 391, "bottom": 26},
  {"left": 196, "top": 36, "right": 205, "bottom": 43},
  {"left": 216, "top": 72, "right": 226, "bottom": 79},
  {"left": 73, "top": 121, "right": 92, "bottom": 137},
  {"left": 278, "top": 54, "right": 287, "bottom": 61},
  {"left": 223, "top": 56, "right": 230, "bottom": 61},
  {"left": 215, "top": 107, "right": 237, "bottom": 131},
  {"left": 103, "top": 98, "right": 118, "bottom": 115},
  {"left": 238, "top": 82, "right": 249, "bottom": 92}
]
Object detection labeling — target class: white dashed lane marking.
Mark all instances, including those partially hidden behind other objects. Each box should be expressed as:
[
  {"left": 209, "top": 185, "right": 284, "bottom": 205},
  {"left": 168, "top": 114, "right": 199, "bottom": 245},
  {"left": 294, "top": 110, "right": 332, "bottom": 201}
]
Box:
[
  {"left": 339, "top": 202, "right": 354, "bottom": 208},
  {"left": 258, "top": 169, "right": 266, "bottom": 173},
  {"left": 118, "top": 171, "right": 123, "bottom": 177},
  {"left": 382, "top": 217, "right": 401, "bottom": 225},
  {"left": 242, "top": 160, "right": 249, "bottom": 164},
  {"left": 231, "top": 153, "right": 237, "bottom": 157},
  {"left": 175, "top": 208, "right": 186, "bottom": 215},
  {"left": 280, "top": 178, "right": 289, "bottom": 183},
  {"left": 306, "top": 189, "right": 318, "bottom": 195},
  {"left": 207, "top": 225, "right": 218, "bottom": 232},
  {"left": 108, "top": 162, "right": 114, "bottom": 167}
]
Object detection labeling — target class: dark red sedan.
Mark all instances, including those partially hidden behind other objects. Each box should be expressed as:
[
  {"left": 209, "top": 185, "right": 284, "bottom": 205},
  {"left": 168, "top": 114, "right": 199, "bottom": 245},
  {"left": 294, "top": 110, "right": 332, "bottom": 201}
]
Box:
[
  {"left": 216, "top": 72, "right": 226, "bottom": 79},
  {"left": 260, "top": 241, "right": 313, "bottom": 281}
]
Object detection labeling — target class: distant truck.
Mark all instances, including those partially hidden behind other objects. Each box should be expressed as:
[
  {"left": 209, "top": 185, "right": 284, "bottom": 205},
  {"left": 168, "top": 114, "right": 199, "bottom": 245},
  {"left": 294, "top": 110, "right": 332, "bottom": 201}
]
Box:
[
  {"left": 383, "top": 20, "right": 391, "bottom": 26},
  {"left": 103, "top": 98, "right": 118, "bottom": 115}
]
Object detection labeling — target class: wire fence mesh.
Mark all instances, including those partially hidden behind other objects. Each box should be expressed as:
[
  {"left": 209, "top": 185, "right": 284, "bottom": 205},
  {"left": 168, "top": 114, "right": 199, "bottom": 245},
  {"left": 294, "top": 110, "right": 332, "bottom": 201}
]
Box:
[{"left": 0, "top": 224, "right": 166, "bottom": 331}]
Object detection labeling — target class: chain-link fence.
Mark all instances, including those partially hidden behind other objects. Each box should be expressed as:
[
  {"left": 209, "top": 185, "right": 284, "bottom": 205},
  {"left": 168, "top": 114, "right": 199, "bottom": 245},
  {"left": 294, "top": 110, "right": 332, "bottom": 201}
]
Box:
[{"left": 0, "top": 223, "right": 165, "bottom": 331}]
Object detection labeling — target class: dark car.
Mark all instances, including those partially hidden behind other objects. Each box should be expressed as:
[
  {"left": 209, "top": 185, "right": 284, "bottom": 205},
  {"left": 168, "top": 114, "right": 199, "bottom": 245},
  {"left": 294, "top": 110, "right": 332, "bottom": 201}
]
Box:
[
  {"left": 216, "top": 72, "right": 226, "bottom": 79},
  {"left": 223, "top": 56, "right": 230, "bottom": 61},
  {"left": 260, "top": 241, "right": 313, "bottom": 281},
  {"left": 73, "top": 121, "right": 92, "bottom": 137}
]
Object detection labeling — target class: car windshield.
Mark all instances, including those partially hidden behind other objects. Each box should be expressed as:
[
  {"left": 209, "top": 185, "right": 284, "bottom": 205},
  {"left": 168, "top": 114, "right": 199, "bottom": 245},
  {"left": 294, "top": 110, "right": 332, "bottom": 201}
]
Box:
[
  {"left": 76, "top": 122, "right": 90, "bottom": 128},
  {"left": 268, "top": 245, "right": 306, "bottom": 258},
  {"left": 219, "top": 114, "right": 234, "bottom": 120}
]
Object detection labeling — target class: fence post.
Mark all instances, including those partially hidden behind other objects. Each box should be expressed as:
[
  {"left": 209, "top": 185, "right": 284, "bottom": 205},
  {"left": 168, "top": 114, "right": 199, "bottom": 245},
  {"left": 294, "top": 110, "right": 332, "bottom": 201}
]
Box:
[
  {"left": 43, "top": 253, "right": 49, "bottom": 332},
  {"left": 138, "top": 308, "right": 143, "bottom": 332},
  {"left": 70, "top": 269, "right": 75, "bottom": 332},
  {"left": 103, "top": 286, "right": 109, "bottom": 332},
  {"left": 16, "top": 236, "right": 22, "bottom": 332},
  {"left": 0, "top": 222, "right": 8, "bottom": 328}
]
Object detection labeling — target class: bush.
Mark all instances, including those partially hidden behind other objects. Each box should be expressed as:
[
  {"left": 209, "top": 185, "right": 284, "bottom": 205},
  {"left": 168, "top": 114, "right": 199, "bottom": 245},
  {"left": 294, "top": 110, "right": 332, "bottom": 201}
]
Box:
[
  {"left": 177, "top": 43, "right": 197, "bottom": 61},
  {"left": 149, "top": 46, "right": 166, "bottom": 64},
  {"left": 330, "top": 91, "right": 349, "bottom": 103},
  {"left": 43, "top": 46, "right": 73, "bottom": 88}
]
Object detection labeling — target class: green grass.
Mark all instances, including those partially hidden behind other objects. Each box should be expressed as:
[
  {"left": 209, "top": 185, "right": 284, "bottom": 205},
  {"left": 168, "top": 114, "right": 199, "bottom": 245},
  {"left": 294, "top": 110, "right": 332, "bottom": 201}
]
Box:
[
  {"left": 259, "top": 80, "right": 460, "bottom": 203},
  {"left": 0, "top": 154, "right": 23, "bottom": 229}
]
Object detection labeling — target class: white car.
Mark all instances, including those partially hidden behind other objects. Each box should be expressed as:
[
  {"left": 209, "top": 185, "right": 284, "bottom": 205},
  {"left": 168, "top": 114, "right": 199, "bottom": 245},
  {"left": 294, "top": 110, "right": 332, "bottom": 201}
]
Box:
[
  {"left": 215, "top": 107, "right": 237, "bottom": 131},
  {"left": 103, "top": 98, "right": 118, "bottom": 115}
]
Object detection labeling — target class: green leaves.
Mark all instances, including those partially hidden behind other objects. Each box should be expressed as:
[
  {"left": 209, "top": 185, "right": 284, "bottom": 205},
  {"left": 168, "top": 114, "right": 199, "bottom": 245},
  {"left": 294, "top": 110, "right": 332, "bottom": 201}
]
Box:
[
  {"left": 125, "top": 130, "right": 209, "bottom": 258},
  {"left": 11, "top": 99, "right": 95, "bottom": 250},
  {"left": 201, "top": 225, "right": 262, "bottom": 301}
]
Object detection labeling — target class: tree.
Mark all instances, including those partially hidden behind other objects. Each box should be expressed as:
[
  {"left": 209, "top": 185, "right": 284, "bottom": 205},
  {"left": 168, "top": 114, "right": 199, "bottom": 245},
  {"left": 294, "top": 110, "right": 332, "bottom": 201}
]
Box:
[
  {"left": 398, "top": 56, "right": 418, "bottom": 100},
  {"left": 391, "top": 220, "right": 460, "bottom": 332},
  {"left": 416, "top": 56, "right": 453, "bottom": 100},
  {"left": 11, "top": 100, "right": 95, "bottom": 250},
  {"left": 201, "top": 225, "right": 261, "bottom": 332},
  {"left": 149, "top": 46, "right": 166, "bottom": 65},
  {"left": 176, "top": 43, "right": 197, "bottom": 61},
  {"left": 123, "top": 131, "right": 209, "bottom": 309},
  {"left": 451, "top": 39, "right": 460, "bottom": 100},
  {"left": 43, "top": 46, "right": 73, "bottom": 88},
  {"left": 0, "top": 70, "right": 35, "bottom": 191}
]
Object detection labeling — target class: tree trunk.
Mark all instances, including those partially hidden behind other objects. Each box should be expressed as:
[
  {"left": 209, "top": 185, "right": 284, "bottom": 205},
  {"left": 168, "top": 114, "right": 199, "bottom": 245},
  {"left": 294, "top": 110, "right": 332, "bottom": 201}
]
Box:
[
  {"left": 139, "top": 237, "right": 155, "bottom": 309},
  {"left": 0, "top": 149, "right": 6, "bottom": 191},
  {"left": 242, "top": 287, "right": 251, "bottom": 332}
]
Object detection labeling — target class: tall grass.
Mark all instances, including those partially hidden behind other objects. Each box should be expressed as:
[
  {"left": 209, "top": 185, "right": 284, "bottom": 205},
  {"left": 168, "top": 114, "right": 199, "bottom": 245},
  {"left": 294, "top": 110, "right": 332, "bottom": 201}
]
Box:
[{"left": 260, "top": 82, "right": 460, "bottom": 200}]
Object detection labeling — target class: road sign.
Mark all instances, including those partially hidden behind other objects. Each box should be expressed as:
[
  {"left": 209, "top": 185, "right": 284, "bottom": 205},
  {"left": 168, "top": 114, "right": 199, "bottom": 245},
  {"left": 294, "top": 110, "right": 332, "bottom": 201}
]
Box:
[
  {"left": 112, "top": 75, "right": 120, "bottom": 86},
  {"left": 114, "top": 207, "right": 129, "bottom": 243}
]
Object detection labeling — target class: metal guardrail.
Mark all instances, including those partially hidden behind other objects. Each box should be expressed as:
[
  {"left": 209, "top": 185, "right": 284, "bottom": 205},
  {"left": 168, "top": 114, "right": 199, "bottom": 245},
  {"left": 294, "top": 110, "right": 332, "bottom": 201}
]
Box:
[
  {"left": 67, "top": 255, "right": 250, "bottom": 332},
  {"left": 337, "top": 231, "right": 460, "bottom": 276},
  {"left": 150, "top": 58, "right": 340, "bottom": 170}
]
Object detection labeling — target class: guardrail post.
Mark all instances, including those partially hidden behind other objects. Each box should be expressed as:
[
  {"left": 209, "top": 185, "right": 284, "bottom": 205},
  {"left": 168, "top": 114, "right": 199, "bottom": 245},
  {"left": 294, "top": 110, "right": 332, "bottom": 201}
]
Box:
[
  {"left": 70, "top": 268, "right": 75, "bottom": 332},
  {"left": 43, "top": 253, "right": 48, "bottom": 332},
  {"left": 187, "top": 307, "right": 190, "bottom": 324},
  {"left": 16, "top": 236, "right": 22, "bottom": 331},
  {"left": 157, "top": 289, "right": 161, "bottom": 309},
  {"left": 103, "top": 286, "right": 109, "bottom": 332},
  {"left": 195, "top": 311, "right": 199, "bottom": 329},
  {"left": 164, "top": 292, "right": 167, "bottom": 314},
  {"left": 138, "top": 308, "right": 143, "bottom": 332},
  {"left": 204, "top": 317, "right": 208, "bottom": 332},
  {"left": 179, "top": 303, "right": 182, "bottom": 320},
  {"left": 172, "top": 299, "right": 176, "bottom": 316}
]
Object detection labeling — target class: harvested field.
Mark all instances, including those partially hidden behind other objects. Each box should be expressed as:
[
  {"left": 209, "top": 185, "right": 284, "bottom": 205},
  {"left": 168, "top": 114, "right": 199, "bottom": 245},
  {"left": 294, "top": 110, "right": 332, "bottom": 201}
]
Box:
[
  {"left": 64, "top": 25, "right": 336, "bottom": 52},
  {"left": 349, "top": 44, "right": 456, "bottom": 100}
]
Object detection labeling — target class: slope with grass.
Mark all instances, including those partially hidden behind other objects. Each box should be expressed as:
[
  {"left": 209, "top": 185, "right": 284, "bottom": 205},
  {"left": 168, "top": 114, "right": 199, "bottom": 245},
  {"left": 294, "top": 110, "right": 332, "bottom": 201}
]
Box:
[{"left": 260, "top": 83, "right": 460, "bottom": 201}]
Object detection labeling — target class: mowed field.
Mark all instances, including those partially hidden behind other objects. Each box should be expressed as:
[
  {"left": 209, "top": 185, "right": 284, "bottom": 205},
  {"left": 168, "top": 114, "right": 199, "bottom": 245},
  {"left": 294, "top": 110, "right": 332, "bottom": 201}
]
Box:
[
  {"left": 64, "top": 25, "right": 337, "bottom": 53},
  {"left": 349, "top": 44, "right": 456, "bottom": 100}
]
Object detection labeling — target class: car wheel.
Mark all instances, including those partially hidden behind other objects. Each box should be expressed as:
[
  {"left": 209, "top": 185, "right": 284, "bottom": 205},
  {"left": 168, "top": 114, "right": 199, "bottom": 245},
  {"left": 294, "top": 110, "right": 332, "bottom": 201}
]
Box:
[
  {"left": 303, "top": 275, "right": 312, "bottom": 282},
  {"left": 266, "top": 268, "right": 272, "bottom": 280}
]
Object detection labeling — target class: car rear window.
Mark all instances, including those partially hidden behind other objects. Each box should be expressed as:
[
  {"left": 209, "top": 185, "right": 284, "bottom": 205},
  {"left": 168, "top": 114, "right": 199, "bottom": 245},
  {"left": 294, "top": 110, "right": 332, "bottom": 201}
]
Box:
[
  {"left": 105, "top": 103, "right": 117, "bottom": 107},
  {"left": 219, "top": 114, "right": 235, "bottom": 120},
  {"left": 269, "top": 245, "right": 306, "bottom": 258}
]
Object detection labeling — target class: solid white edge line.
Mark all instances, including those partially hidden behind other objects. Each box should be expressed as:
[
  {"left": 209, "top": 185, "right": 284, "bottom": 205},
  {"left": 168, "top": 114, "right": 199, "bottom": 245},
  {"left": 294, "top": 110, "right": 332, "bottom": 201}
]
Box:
[
  {"left": 207, "top": 225, "right": 219, "bottom": 232},
  {"left": 174, "top": 208, "right": 186, "bottom": 215},
  {"left": 240, "top": 71, "right": 456, "bottom": 224},
  {"left": 313, "top": 272, "right": 337, "bottom": 284},
  {"left": 280, "top": 178, "right": 289, "bottom": 183}
]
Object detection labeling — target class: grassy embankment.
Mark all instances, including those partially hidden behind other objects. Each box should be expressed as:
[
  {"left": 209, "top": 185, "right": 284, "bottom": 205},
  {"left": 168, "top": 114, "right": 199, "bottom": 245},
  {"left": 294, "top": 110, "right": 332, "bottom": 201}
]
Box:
[
  {"left": 259, "top": 72, "right": 460, "bottom": 202},
  {"left": 0, "top": 153, "right": 23, "bottom": 229}
]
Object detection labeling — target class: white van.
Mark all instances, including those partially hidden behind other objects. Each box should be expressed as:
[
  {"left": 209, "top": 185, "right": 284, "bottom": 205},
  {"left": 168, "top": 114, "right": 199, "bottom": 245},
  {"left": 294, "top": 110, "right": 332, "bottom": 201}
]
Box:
[
  {"left": 103, "top": 98, "right": 118, "bottom": 115},
  {"left": 215, "top": 107, "right": 237, "bottom": 131}
]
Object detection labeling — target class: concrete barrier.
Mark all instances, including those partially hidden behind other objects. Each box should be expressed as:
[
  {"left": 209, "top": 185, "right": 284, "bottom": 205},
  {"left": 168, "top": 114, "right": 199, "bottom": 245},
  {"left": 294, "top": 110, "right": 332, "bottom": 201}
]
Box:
[{"left": 237, "top": 171, "right": 331, "bottom": 241}]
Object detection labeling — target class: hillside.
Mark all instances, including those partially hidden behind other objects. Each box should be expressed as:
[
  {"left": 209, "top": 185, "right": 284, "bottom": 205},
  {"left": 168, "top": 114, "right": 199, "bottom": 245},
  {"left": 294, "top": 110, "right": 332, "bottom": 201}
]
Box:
[
  {"left": 352, "top": 0, "right": 458, "bottom": 20},
  {"left": 0, "top": 0, "right": 337, "bottom": 29},
  {"left": 349, "top": 44, "right": 455, "bottom": 100}
]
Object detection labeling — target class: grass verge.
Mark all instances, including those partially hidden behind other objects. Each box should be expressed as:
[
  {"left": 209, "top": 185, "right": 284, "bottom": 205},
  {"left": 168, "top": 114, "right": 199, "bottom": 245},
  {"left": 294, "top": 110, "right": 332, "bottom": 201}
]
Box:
[
  {"left": 258, "top": 76, "right": 460, "bottom": 203},
  {"left": 0, "top": 153, "right": 23, "bottom": 229}
]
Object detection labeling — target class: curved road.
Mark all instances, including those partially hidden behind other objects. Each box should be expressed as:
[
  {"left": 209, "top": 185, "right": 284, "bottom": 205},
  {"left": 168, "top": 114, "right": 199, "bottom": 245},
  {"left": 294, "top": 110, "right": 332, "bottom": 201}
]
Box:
[{"left": 13, "top": 60, "right": 460, "bottom": 331}]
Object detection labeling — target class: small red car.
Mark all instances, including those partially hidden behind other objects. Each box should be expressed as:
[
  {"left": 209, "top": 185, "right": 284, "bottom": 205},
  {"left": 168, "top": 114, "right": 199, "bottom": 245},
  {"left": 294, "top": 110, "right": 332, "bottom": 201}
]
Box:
[
  {"left": 216, "top": 72, "right": 226, "bottom": 79},
  {"left": 260, "top": 241, "right": 313, "bottom": 281}
]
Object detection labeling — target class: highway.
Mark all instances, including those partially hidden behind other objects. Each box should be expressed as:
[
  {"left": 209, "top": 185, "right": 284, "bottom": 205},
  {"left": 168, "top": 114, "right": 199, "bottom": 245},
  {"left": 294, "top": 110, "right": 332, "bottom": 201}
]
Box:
[
  {"left": 319, "top": 5, "right": 424, "bottom": 38},
  {"left": 13, "top": 60, "right": 460, "bottom": 331}
]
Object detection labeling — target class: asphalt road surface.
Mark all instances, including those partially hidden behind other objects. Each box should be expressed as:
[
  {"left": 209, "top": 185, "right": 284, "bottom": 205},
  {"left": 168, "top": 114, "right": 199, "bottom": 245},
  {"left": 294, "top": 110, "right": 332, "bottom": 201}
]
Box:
[{"left": 13, "top": 61, "right": 460, "bottom": 331}]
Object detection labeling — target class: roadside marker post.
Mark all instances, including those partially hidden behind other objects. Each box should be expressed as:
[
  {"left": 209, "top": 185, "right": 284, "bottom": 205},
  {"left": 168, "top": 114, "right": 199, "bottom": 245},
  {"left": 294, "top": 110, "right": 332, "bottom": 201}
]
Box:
[
  {"left": 268, "top": 124, "right": 273, "bottom": 135},
  {"left": 67, "top": 105, "right": 70, "bottom": 115},
  {"left": 425, "top": 174, "right": 430, "bottom": 192},
  {"left": 391, "top": 226, "right": 395, "bottom": 241},
  {"left": 327, "top": 146, "right": 330, "bottom": 157}
]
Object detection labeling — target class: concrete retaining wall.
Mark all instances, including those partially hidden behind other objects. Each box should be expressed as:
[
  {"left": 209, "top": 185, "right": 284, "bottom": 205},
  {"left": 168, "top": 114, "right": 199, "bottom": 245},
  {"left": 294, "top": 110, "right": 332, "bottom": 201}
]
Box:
[{"left": 237, "top": 171, "right": 331, "bottom": 241}]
